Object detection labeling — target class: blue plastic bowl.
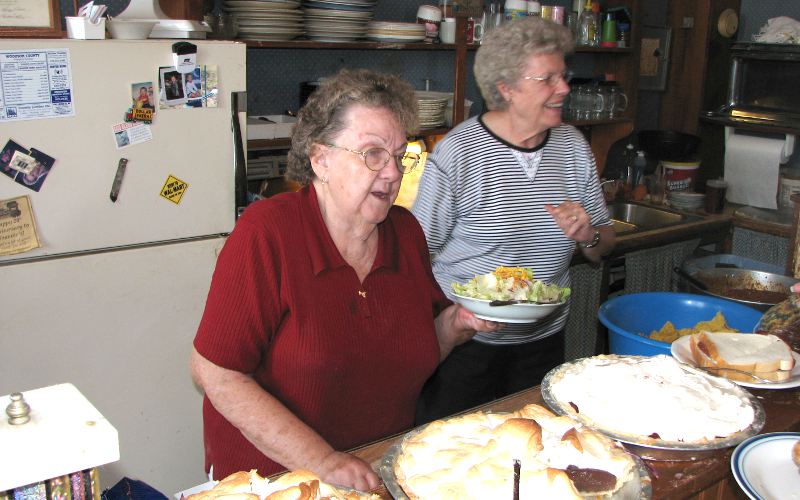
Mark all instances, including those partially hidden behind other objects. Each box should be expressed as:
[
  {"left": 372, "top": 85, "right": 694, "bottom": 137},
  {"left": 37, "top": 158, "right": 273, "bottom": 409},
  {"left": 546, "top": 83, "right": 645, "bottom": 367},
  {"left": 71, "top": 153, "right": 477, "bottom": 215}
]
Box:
[{"left": 598, "top": 292, "right": 763, "bottom": 356}]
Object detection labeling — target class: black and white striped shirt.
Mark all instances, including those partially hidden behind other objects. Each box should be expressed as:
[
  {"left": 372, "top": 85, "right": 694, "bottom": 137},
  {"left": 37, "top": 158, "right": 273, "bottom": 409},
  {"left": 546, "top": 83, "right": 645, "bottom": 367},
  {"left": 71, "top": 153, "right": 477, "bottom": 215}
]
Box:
[{"left": 412, "top": 115, "right": 611, "bottom": 345}]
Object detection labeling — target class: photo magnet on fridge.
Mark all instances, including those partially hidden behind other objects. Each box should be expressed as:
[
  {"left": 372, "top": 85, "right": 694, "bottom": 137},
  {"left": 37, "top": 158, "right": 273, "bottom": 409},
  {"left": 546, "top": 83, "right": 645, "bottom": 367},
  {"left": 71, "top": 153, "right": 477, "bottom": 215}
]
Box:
[
  {"left": 128, "top": 81, "right": 156, "bottom": 123},
  {"left": 15, "top": 148, "right": 56, "bottom": 192},
  {"left": 159, "top": 66, "right": 186, "bottom": 107},
  {"left": 0, "top": 139, "right": 29, "bottom": 182},
  {"left": 159, "top": 65, "right": 218, "bottom": 109}
]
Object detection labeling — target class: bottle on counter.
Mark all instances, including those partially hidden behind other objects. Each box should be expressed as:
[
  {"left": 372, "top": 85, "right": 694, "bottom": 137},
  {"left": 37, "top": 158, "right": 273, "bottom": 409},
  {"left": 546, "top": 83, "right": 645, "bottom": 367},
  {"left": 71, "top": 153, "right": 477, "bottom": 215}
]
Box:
[
  {"left": 633, "top": 150, "right": 647, "bottom": 187},
  {"left": 621, "top": 143, "right": 635, "bottom": 200}
]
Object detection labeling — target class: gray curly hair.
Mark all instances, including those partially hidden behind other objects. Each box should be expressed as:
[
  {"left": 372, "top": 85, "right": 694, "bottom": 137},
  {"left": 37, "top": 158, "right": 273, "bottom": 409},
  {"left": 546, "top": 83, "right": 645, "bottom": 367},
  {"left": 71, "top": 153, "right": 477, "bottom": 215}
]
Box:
[
  {"left": 286, "top": 68, "right": 419, "bottom": 186},
  {"left": 475, "top": 17, "right": 575, "bottom": 111}
]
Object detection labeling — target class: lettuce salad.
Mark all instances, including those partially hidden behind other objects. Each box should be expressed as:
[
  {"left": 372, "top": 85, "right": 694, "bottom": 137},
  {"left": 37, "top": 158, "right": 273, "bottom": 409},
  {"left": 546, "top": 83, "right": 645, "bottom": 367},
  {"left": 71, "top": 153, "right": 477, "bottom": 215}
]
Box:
[{"left": 452, "top": 267, "right": 571, "bottom": 304}]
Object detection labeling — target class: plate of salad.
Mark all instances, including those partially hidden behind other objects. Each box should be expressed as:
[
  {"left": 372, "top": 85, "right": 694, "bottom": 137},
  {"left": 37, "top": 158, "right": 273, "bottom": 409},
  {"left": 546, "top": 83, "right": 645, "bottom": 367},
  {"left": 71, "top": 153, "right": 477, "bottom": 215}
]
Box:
[{"left": 452, "top": 267, "right": 571, "bottom": 323}]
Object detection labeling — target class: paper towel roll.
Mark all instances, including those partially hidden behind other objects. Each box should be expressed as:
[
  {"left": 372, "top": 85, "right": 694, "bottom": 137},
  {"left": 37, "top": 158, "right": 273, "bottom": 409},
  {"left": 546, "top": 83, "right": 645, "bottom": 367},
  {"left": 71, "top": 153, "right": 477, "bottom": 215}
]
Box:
[{"left": 724, "top": 128, "right": 795, "bottom": 210}]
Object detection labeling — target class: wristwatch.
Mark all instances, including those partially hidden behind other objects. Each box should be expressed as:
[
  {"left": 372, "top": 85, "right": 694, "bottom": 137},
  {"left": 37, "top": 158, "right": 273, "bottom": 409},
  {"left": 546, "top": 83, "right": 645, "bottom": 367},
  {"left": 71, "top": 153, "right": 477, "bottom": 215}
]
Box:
[{"left": 578, "top": 230, "right": 601, "bottom": 249}]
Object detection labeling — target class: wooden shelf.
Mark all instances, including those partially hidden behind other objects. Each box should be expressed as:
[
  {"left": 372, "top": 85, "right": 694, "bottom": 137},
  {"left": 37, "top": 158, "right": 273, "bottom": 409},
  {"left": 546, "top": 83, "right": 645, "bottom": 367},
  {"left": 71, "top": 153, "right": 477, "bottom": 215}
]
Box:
[
  {"left": 249, "top": 138, "right": 291, "bottom": 150},
  {"left": 242, "top": 39, "right": 479, "bottom": 51},
  {"left": 566, "top": 117, "right": 634, "bottom": 127},
  {"left": 575, "top": 46, "right": 634, "bottom": 54}
]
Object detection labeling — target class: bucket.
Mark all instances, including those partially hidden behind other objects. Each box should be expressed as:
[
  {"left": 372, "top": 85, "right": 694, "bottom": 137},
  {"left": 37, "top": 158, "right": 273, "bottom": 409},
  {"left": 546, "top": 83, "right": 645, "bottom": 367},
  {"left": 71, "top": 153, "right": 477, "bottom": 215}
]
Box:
[{"left": 662, "top": 160, "right": 700, "bottom": 192}]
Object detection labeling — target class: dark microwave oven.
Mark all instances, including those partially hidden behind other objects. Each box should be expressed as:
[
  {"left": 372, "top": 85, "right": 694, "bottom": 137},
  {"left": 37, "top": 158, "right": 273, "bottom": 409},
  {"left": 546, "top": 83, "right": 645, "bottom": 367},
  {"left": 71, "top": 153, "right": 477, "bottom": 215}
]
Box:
[{"left": 704, "top": 42, "right": 800, "bottom": 133}]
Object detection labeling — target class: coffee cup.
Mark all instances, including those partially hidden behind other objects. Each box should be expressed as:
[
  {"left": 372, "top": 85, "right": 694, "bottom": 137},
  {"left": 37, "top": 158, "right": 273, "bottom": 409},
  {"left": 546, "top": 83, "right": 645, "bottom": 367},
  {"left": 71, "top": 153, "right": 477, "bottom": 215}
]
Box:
[
  {"left": 440, "top": 18, "right": 456, "bottom": 44},
  {"left": 471, "top": 17, "right": 485, "bottom": 44},
  {"left": 705, "top": 179, "right": 728, "bottom": 214}
]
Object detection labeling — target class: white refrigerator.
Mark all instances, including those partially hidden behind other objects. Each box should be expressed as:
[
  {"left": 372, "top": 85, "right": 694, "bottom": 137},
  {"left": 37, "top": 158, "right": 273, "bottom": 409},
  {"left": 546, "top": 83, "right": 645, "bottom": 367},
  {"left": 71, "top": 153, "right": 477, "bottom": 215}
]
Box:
[{"left": 0, "top": 39, "right": 247, "bottom": 495}]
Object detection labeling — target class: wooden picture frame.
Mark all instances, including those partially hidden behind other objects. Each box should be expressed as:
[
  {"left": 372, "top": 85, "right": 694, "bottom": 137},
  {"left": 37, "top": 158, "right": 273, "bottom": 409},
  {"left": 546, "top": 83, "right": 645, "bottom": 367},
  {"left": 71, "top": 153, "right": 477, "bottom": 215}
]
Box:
[{"left": 0, "top": 0, "right": 62, "bottom": 38}]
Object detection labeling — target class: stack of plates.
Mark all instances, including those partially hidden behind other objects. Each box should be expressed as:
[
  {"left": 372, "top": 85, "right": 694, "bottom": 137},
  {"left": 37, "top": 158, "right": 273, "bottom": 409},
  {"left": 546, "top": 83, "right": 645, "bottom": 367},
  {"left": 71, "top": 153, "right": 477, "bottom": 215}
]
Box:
[
  {"left": 302, "top": 0, "right": 377, "bottom": 42},
  {"left": 224, "top": 0, "right": 303, "bottom": 41},
  {"left": 416, "top": 91, "right": 450, "bottom": 129},
  {"left": 668, "top": 190, "right": 705, "bottom": 211},
  {"left": 366, "top": 21, "right": 426, "bottom": 43}
]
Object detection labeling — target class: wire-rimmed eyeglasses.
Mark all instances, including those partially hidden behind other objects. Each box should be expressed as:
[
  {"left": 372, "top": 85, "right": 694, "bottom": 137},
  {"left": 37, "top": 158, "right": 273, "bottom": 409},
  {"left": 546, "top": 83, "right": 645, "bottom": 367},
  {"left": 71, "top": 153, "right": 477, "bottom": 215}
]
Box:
[
  {"left": 325, "top": 144, "right": 420, "bottom": 174},
  {"left": 521, "top": 70, "right": 574, "bottom": 86}
]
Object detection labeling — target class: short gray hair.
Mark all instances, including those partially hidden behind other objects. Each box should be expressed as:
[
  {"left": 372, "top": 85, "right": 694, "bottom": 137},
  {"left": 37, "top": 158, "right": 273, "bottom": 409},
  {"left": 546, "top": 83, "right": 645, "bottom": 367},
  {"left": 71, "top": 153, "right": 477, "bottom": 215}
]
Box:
[
  {"left": 286, "top": 68, "right": 419, "bottom": 186},
  {"left": 475, "top": 17, "right": 575, "bottom": 111}
]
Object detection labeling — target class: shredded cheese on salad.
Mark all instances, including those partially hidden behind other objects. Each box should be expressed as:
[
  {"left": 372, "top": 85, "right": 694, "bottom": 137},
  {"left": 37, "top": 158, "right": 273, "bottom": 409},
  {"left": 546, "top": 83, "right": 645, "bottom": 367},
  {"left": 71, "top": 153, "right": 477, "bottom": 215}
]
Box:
[{"left": 452, "top": 267, "right": 571, "bottom": 304}]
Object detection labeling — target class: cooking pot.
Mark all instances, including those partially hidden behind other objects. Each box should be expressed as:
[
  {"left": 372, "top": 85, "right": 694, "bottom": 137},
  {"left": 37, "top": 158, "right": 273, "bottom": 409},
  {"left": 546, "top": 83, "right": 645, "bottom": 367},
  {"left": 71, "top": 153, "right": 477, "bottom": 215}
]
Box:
[{"left": 680, "top": 268, "right": 798, "bottom": 312}]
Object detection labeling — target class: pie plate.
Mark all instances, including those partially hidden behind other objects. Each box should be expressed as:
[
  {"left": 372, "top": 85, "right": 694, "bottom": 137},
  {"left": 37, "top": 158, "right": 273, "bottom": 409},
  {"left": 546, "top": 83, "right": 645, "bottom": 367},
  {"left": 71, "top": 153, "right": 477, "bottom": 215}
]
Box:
[
  {"left": 379, "top": 418, "right": 653, "bottom": 499},
  {"left": 541, "top": 356, "right": 766, "bottom": 461}
]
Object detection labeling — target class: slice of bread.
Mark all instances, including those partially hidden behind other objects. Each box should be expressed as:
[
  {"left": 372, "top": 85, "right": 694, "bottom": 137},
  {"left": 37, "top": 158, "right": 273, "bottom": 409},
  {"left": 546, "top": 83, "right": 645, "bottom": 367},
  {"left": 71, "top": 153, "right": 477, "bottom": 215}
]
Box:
[
  {"left": 793, "top": 440, "right": 800, "bottom": 469},
  {"left": 689, "top": 332, "right": 795, "bottom": 382}
]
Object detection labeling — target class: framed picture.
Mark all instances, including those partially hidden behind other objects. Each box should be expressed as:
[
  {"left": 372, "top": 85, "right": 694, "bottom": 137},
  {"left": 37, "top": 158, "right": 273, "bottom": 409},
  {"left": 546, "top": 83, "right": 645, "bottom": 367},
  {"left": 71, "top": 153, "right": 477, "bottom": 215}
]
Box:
[
  {"left": 639, "top": 26, "right": 672, "bottom": 91},
  {"left": 0, "top": 0, "right": 62, "bottom": 38}
]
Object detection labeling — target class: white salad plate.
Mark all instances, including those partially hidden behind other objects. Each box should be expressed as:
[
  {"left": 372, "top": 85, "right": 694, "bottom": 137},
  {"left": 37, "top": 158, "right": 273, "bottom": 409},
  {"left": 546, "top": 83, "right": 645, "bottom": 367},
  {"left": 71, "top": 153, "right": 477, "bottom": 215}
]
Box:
[
  {"left": 670, "top": 335, "right": 800, "bottom": 389},
  {"left": 452, "top": 294, "right": 565, "bottom": 323},
  {"left": 731, "top": 432, "right": 800, "bottom": 500}
]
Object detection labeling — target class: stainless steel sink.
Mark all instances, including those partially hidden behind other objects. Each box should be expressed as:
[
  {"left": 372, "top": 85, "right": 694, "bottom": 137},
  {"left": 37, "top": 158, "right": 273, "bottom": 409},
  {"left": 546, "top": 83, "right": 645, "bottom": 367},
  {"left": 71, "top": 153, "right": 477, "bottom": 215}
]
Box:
[{"left": 607, "top": 202, "right": 702, "bottom": 234}]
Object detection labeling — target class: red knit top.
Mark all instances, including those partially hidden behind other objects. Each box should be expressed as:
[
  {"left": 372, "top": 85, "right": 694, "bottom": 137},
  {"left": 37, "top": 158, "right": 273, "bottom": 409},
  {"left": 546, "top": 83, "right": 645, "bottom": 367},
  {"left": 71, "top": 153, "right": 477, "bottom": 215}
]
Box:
[{"left": 193, "top": 184, "right": 447, "bottom": 479}]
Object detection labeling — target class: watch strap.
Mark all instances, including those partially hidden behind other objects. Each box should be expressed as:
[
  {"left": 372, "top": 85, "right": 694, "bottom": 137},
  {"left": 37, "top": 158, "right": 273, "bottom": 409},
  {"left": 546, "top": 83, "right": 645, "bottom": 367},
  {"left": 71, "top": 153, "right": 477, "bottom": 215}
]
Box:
[{"left": 578, "top": 230, "right": 601, "bottom": 249}]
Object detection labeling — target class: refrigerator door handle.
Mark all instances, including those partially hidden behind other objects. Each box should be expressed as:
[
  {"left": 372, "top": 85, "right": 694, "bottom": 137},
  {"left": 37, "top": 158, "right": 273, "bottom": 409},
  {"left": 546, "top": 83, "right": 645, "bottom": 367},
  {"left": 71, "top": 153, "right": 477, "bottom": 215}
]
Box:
[{"left": 232, "top": 91, "right": 248, "bottom": 220}]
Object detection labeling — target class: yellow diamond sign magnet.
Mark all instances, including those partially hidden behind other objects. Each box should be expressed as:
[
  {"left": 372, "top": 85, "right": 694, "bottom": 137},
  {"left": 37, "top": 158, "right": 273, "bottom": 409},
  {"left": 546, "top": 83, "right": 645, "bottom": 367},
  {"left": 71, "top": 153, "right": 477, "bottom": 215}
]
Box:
[{"left": 160, "top": 175, "right": 188, "bottom": 204}]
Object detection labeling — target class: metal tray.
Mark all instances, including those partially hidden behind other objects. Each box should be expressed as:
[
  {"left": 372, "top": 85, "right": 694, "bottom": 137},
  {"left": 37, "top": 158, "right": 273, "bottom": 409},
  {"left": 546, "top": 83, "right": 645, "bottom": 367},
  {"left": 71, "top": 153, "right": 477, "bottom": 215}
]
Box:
[
  {"left": 540, "top": 356, "right": 766, "bottom": 461},
  {"left": 379, "top": 419, "right": 653, "bottom": 499}
]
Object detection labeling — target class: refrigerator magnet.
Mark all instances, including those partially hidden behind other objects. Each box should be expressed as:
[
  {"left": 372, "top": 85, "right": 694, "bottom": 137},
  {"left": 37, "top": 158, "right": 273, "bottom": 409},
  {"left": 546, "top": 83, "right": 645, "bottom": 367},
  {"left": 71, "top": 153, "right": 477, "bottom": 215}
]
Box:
[
  {"left": 0, "top": 139, "right": 29, "bottom": 182},
  {"left": 0, "top": 140, "right": 56, "bottom": 192},
  {"left": 160, "top": 175, "right": 188, "bottom": 204},
  {"left": 112, "top": 121, "right": 152, "bottom": 149},
  {"left": 0, "top": 195, "right": 41, "bottom": 256},
  {"left": 16, "top": 148, "right": 55, "bottom": 192},
  {"left": 159, "top": 67, "right": 187, "bottom": 107},
  {"left": 127, "top": 81, "right": 156, "bottom": 124}
]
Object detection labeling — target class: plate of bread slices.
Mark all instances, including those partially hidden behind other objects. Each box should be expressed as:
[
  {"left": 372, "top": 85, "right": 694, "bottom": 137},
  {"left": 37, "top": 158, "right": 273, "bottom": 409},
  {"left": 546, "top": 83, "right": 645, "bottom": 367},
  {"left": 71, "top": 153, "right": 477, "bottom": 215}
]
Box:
[
  {"left": 731, "top": 432, "right": 800, "bottom": 500},
  {"left": 671, "top": 332, "right": 800, "bottom": 389}
]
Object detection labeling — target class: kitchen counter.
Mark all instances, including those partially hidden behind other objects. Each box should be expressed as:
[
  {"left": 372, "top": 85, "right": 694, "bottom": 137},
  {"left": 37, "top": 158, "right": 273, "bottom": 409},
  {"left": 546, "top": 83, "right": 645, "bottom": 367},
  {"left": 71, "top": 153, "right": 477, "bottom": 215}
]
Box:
[
  {"left": 603, "top": 200, "right": 793, "bottom": 258},
  {"left": 611, "top": 207, "right": 732, "bottom": 258},
  {"left": 351, "top": 384, "right": 800, "bottom": 499}
]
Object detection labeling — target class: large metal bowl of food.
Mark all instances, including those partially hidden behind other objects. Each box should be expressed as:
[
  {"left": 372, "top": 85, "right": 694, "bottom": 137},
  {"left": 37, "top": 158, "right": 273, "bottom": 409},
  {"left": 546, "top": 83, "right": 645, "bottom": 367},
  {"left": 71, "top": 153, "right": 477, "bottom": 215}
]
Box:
[{"left": 682, "top": 268, "right": 798, "bottom": 312}]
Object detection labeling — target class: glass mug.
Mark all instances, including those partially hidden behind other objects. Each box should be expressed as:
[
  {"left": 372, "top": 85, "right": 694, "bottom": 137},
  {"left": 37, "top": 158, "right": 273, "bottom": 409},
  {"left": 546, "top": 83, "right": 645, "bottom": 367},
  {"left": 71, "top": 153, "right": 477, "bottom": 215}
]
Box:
[
  {"left": 571, "top": 84, "right": 604, "bottom": 121},
  {"left": 590, "top": 85, "right": 605, "bottom": 120},
  {"left": 601, "top": 83, "right": 628, "bottom": 119}
]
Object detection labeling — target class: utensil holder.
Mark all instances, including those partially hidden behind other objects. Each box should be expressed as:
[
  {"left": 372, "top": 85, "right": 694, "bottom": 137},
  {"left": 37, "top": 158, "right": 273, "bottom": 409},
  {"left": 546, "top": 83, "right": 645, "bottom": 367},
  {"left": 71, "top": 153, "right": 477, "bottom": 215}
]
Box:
[{"left": 66, "top": 17, "right": 106, "bottom": 40}]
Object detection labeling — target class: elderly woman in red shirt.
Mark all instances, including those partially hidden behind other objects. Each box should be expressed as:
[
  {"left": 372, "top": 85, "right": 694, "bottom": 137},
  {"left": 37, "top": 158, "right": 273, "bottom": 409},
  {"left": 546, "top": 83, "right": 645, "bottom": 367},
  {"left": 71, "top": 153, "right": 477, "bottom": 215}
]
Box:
[{"left": 190, "top": 68, "right": 500, "bottom": 491}]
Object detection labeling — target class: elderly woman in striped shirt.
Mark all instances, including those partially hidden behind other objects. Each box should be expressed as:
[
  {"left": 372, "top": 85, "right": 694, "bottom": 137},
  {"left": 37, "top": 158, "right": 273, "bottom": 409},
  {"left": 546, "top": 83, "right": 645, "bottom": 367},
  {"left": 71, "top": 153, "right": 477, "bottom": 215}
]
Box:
[{"left": 413, "top": 16, "right": 615, "bottom": 424}]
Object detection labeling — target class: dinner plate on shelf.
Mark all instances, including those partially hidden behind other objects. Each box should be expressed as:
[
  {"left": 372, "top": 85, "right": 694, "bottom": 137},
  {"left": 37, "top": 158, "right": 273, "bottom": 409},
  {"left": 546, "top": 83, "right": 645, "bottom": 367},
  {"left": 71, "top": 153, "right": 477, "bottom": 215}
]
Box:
[
  {"left": 225, "top": 0, "right": 301, "bottom": 9},
  {"left": 670, "top": 335, "right": 800, "bottom": 389},
  {"left": 731, "top": 432, "right": 800, "bottom": 500}
]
